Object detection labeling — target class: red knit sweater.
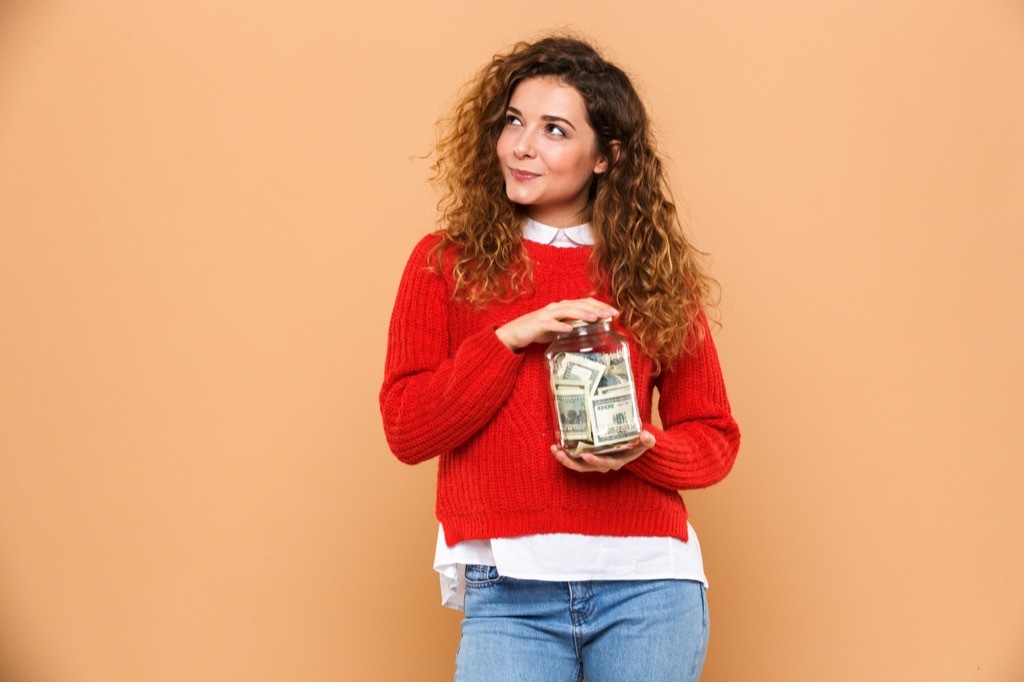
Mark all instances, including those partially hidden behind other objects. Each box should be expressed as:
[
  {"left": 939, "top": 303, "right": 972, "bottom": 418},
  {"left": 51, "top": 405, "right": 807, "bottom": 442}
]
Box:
[{"left": 380, "top": 234, "right": 740, "bottom": 546}]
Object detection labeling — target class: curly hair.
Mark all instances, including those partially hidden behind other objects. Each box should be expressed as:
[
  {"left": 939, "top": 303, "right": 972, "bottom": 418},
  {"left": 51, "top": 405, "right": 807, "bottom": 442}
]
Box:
[{"left": 431, "top": 35, "right": 717, "bottom": 366}]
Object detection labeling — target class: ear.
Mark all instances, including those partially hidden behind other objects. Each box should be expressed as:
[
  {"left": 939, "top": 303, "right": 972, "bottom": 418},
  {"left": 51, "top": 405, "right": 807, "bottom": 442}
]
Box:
[{"left": 594, "top": 140, "right": 621, "bottom": 174}]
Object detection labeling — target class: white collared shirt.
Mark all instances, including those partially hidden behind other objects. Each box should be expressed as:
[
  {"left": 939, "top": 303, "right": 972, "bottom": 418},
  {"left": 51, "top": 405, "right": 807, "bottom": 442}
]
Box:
[
  {"left": 433, "top": 218, "right": 706, "bottom": 610},
  {"left": 522, "top": 217, "right": 595, "bottom": 247}
]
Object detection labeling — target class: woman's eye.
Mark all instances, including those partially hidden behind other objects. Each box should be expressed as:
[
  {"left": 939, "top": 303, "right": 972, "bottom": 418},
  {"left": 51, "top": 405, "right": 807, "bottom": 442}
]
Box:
[
  {"left": 546, "top": 124, "right": 566, "bottom": 137},
  {"left": 505, "top": 114, "right": 522, "bottom": 126}
]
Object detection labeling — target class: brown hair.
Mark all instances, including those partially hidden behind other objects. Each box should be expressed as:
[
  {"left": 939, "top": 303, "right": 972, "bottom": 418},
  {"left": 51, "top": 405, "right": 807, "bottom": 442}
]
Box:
[{"left": 431, "top": 35, "right": 717, "bottom": 366}]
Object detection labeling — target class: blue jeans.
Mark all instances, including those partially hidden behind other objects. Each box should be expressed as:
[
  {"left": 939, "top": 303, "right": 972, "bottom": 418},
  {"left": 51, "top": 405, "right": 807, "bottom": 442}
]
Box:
[{"left": 454, "top": 565, "right": 709, "bottom": 682}]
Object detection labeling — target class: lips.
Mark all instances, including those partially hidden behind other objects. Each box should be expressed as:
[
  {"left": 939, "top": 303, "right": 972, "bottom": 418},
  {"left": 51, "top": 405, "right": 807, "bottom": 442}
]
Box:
[{"left": 508, "top": 168, "right": 540, "bottom": 181}]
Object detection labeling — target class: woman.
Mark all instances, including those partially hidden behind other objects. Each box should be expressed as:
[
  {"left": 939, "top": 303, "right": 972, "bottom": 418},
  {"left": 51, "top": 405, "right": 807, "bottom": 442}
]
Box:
[{"left": 380, "top": 35, "right": 740, "bottom": 681}]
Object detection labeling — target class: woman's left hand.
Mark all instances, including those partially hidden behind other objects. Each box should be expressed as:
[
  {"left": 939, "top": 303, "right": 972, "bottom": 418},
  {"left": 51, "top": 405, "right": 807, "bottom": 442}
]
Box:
[{"left": 551, "top": 431, "right": 656, "bottom": 473}]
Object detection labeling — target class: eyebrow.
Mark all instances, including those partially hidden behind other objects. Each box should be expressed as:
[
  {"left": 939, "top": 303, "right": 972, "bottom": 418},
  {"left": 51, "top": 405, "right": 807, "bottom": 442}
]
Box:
[{"left": 506, "top": 106, "right": 578, "bottom": 132}]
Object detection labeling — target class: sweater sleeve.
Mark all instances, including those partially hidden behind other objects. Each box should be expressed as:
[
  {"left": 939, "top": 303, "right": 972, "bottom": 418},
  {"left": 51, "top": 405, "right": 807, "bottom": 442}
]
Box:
[
  {"left": 379, "top": 237, "right": 524, "bottom": 465},
  {"left": 625, "top": 316, "right": 740, "bottom": 490}
]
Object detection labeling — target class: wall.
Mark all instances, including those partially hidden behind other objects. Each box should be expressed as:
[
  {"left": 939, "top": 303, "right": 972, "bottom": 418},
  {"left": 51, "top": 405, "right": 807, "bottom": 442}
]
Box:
[{"left": 1, "top": 1, "right": 1021, "bottom": 680}]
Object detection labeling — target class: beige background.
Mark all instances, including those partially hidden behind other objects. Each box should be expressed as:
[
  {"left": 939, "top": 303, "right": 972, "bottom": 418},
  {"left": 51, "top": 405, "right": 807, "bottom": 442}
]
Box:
[{"left": 1, "top": 1, "right": 1022, "bottom": 680}]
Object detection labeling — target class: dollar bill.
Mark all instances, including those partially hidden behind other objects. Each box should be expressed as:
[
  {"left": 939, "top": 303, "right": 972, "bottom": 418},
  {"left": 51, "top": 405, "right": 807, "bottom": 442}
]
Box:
[
  {"left": 571, "top": 440, "right": 597, "bottom": 456},
  {"left": 553, "top": 380, "right": 591, "bottom": 443},
  {"left": 604, "top": 351, "right": 629, "bottom": 376},
  {"left": 549, "top": 348, "right": 641, "bottom": 453},
  {"left": 576, "top": 352, "right": 607, "bottom": 365},
  {"left": 587, "top": 385, "right": 642, "bottom": 446},
  {"left": 597, "top": 368, "right": 628, "bottom": 389},
  {"left": 565, "top": 351, "right": 625, "bottom": 388},
  {"left": 552, "top": 353, "right": 607, "bottom": 396}
]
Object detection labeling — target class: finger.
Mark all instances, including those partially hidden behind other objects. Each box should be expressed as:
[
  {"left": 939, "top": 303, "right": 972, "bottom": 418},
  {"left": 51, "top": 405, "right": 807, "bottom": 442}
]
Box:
[
  {"left": 549, "top": 299, "right": 618, "bottom": 320},
  {"left": 579, "top": 297, "right": 619, "bottom": 316},
  {"left": 579, "top": 452, "right": 631, "bottom": 471},
  {"left": 551, "top": 445, "right": 588, "bottom": 471},
  {"left": 552, "top": 445, "right": 612, "bottom": 473},
  {"left": 567, "top": 296, "right": 618, "bottom": 311}
]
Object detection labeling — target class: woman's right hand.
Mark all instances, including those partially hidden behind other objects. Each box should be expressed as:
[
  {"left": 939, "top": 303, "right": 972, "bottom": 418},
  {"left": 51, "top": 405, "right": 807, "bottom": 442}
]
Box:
[{"left": 495, "top": 298, "right": 618, "bottom": 352}]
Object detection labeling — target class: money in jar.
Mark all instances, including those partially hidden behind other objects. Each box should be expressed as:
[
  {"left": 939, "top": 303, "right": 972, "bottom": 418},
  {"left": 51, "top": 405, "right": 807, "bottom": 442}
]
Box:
[{"left": 544, "top": 318, "right": 642, "bottom": 456}]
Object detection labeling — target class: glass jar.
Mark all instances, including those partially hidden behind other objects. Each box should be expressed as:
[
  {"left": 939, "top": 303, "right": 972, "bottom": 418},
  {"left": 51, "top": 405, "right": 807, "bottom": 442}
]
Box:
[{"left": 544, "top": 318, "right": 642, "bottom": 456}]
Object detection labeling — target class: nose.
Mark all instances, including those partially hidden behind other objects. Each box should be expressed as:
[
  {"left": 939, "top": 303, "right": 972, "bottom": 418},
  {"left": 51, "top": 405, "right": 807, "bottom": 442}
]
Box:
[{"left": 513, "top": 129, "right": 535, "bottom": 158}]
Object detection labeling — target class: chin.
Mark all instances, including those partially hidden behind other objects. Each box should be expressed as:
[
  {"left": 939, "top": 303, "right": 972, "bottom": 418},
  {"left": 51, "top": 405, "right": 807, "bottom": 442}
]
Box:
[{"left": 506, "top": 191, "right": 536, "bottom": 206}]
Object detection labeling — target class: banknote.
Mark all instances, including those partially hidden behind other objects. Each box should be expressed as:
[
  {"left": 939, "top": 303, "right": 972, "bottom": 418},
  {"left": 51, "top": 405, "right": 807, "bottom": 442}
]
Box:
[
  {"left": 587, "top": 386, "right": 642, "bottom": 446},
  {"left": 553, "top": 353, "right": 606, "bottom": 396},
  {"left": 550, "top": 350, "right": 639, "bottom": 452},
  {"left": 597, "top": 369, "right": 628, "bottom": 389},
  {"left": 553, "top": 380, "right": 591, "bottom": 443}
]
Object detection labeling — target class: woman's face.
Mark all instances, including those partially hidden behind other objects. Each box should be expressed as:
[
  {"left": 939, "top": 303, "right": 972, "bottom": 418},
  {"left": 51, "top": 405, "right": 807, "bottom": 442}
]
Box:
[{"left": 496, "top": 77, "right": 609, "bottom": 228}]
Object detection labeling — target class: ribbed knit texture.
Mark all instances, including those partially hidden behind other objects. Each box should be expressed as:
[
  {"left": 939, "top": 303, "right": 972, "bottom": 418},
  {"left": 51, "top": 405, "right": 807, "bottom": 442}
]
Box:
[{"left": 380, "top": 234, "right": 740, "bottom": 546}]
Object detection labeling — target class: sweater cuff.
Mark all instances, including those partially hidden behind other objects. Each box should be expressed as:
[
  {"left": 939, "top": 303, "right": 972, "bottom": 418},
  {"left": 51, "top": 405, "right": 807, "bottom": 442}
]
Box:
[{"left": 626, "top": 419, "right": 739, "bottom": 491}]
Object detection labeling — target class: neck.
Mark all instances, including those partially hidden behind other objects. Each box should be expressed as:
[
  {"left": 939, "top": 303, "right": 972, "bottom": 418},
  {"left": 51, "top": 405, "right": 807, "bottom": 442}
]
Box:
[{"left": 525, "top": 208, "right": 590, "bottom": 229}]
